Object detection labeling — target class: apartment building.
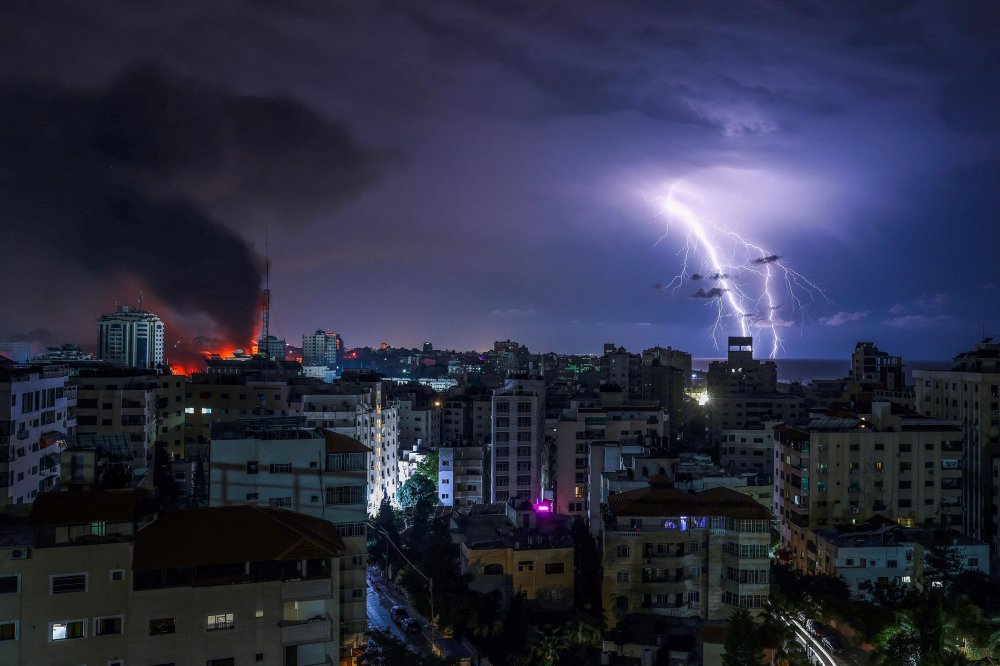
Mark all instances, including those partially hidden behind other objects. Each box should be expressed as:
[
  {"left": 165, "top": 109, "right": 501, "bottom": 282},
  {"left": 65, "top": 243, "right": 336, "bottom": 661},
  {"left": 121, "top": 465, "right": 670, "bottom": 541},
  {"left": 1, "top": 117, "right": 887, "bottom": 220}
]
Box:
[
  {"left": 292, "top": 380, "right": 399, "bottom": 514},
  {"left": 491, "top": 376, "right": 545, "bottom": 503},
  {"left": 774, "top": 404, "right": 964, "bottom": 572},
  {"left": 601, "top": 482, "right": 772, "bottom": 630},
  {"left": 811, "top": 520, "right": 990, "bottom": 600},
  {"left": 439, "top": 445, "right": 487, "bottom": 507},
  {"left": 453, "top": 502, "right": 574, "bottom": 610},
  {"left": 0, "top": 489, "right": 350, "bottom": 666},
  {"left": 553, "top": 399, "right": 666, "bottom": 523},
  {"left": 0, "top": 362, "right": 75, "bottom": 506},
  {"left": 719, "top": 422, "right": 778, "bottom": 482},
  {"left": 706, "top": 337, "right": 803, "bottom": 442},
  {"left": 441, "top": 394, "right": 492, "bottom": 446},
  {"left": 914, "top": 339, "right": 1000, "bottom": 566},
  {"left": 208, "top": 421, "right": 370, "bottom": 654}
]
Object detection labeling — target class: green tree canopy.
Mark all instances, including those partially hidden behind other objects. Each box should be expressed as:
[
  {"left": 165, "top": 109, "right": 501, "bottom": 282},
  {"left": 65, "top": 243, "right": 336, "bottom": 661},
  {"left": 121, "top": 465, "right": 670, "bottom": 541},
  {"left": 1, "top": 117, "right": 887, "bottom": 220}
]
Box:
[{"left": 722, "top": 608, "right": 764, "bottom": 666}]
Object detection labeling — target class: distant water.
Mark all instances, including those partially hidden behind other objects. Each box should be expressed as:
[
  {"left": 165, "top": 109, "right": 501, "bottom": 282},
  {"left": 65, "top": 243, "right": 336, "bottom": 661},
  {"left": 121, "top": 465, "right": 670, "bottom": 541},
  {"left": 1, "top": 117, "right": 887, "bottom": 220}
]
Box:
[{"left": 693, "top": 358, "right": 954, "bottom": 385}]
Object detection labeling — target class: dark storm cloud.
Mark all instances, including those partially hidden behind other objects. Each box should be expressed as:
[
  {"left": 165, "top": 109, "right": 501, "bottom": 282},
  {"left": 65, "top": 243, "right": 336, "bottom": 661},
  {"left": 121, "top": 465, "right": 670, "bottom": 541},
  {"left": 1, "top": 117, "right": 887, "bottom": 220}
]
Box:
[
  {"left": 692, "top": 288, "right": 727, "bottom": 299},
  {"left": 1, "top": 1, "right": 999, "bottom": 357},
  {"left": 752, "top": 255, "right": 781, "bottom": 265},
  {"left": 0, "top": 65, "right": 385, "bottom": 342},
  {"left": 690, "top": 273, "right": 704, "bottom": 281}
]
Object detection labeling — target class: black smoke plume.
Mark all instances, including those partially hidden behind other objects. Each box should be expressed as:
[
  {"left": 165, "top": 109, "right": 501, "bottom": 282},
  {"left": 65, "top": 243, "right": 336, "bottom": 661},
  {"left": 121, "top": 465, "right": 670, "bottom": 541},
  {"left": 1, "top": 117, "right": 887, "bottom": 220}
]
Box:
[
  {"left": 752, "top": 254, "right": 781, "bottom": 265},
  {"left": 692, "top": 287, "right": 727, "bottom": 299},
  {"left": 0, "top": 64, "right": 385, "bottom": 344}
]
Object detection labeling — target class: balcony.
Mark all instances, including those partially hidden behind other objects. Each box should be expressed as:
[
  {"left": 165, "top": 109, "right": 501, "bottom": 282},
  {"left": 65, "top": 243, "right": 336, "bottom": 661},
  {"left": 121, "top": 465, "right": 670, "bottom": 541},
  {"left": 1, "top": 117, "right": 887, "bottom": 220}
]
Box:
[
  {"left": 283, "top": 578, "right": 333, "bottom": 601},
  {"left": 280, "top": 614, "right": 333, "bottom": 645}
]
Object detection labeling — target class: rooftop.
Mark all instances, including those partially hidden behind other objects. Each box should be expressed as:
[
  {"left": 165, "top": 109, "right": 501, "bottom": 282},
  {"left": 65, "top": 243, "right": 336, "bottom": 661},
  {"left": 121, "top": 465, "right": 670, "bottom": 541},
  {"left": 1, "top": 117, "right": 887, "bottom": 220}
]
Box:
[
  {"left": 133, "top": 505, "right": 344, "bottom": 569},
  {"left": 608, "top": 483, "right": 771, "bottom": 520},
  {"left": 28, "top": 489, "right": 155, "bottom": 526}
]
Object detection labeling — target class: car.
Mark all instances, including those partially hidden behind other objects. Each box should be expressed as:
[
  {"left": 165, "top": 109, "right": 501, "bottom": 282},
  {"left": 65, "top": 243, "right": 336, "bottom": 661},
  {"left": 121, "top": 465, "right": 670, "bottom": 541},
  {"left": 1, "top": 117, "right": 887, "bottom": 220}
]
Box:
[
  {"left": 401, "top": 618, "right": 422, "bottom": 635},
  {"left": 389, "top": 605, "right": 409, "bottom": 622}
]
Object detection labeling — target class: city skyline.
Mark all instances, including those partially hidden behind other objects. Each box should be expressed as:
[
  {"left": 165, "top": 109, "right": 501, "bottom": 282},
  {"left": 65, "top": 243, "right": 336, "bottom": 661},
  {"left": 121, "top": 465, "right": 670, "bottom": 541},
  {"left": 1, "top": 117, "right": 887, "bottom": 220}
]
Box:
[{"left": 1, "top": 2, "right": 999, "bottom": 359}]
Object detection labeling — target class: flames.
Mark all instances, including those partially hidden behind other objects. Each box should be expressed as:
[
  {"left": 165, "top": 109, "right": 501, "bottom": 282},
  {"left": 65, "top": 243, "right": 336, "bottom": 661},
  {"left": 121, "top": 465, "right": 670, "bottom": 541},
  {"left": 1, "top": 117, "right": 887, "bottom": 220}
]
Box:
[{"left": 163, "top": 303, "right": 265, "bottom": 376}]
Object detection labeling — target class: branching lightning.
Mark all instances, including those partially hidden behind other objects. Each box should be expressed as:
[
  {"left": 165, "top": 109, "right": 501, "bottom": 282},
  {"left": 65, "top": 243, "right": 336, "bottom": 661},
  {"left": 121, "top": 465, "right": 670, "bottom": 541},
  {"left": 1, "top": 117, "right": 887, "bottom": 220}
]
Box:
[{"left": 654, "top": 183, "right": 831, "bottom": 358}]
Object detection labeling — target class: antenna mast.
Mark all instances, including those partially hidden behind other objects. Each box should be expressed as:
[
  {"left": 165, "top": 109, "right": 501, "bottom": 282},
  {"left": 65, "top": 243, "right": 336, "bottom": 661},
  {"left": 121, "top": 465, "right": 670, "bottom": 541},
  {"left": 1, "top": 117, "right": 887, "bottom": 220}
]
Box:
[{"left": 261, "top": 230, "right": 271, "bottom": 356}]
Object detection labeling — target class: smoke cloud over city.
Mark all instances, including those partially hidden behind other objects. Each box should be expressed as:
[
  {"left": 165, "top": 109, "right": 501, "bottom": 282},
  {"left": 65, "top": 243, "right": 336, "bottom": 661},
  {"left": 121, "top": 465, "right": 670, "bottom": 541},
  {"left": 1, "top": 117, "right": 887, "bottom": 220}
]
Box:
[{"left": 0, "top": 64, "right": 386, "bottom": 347}]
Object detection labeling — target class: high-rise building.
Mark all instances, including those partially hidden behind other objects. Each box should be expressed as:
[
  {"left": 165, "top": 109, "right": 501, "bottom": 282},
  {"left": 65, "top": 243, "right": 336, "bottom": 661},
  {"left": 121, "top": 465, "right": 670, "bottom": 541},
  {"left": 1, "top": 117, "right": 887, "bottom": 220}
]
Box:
[
  {"left": 302, "top": 330, "right": 343, "bottom": 369},
  {"left": 706, "top": 336, "right": 802, "bottom": 442},
  {"left": 97, "top": 305, "right": 164, "bottom": 369},
  {"left": 913, "top": 339, "right": 1000, "bottom": 567},
  {"left": 439, "top": 445, "right": 487, "bottom": 508},
  {"left": 0, "top": 362, "right": 75, "bottom": 506},
  {"left": 491, "top": 376, "right": 545, "bottom": 503},
  {"left": 256, "top": 335, "right": 286, "bottom": 360}
]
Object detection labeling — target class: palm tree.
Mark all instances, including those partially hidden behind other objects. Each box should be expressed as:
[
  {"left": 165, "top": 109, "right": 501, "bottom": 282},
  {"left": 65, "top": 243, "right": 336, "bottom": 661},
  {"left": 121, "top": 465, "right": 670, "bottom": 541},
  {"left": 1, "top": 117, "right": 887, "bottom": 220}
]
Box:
[{"left": 534, "top": 625, "right": 569, "bottom": 666}]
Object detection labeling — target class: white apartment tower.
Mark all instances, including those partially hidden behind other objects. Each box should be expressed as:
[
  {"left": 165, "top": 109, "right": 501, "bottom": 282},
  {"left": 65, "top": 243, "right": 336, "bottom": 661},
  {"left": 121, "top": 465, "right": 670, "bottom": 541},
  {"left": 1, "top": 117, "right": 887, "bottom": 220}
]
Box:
[
  {"left": 490, "top": 376, "right": 545, "bottom": 503},
  {"left": 97, "top": 305, "right": 164, "bottom": 369}
]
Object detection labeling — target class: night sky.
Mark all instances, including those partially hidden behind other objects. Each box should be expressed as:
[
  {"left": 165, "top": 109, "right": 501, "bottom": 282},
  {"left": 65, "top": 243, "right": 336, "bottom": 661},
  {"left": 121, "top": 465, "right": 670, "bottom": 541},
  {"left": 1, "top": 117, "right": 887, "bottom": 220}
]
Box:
[{"left": 2, "top": 1, "right": 999, "bottom": 359}]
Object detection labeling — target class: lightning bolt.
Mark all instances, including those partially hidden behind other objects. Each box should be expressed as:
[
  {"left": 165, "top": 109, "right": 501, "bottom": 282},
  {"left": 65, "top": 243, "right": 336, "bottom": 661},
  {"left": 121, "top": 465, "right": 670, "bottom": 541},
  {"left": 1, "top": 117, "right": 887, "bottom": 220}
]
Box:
[{"left": 656, "top": 184, "right": 831, "bottom": 358}]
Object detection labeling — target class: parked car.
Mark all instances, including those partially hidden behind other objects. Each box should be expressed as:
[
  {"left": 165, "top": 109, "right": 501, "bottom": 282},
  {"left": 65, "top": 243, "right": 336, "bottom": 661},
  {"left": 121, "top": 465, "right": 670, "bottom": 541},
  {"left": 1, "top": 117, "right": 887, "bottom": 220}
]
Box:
[
  {"left": 390, "top": 605, "right": 409, "bottom": 622},
  {"left": 401, "top": 618, "right": 422, "bottom": 635}
]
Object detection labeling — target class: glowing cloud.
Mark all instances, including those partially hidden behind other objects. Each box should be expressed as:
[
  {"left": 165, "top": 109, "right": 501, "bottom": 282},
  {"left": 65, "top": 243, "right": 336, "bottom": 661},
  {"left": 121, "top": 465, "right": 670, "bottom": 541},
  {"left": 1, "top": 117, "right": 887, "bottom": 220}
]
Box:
[{"left": 655, "top": 183, "right": 831, "bottom": 357}]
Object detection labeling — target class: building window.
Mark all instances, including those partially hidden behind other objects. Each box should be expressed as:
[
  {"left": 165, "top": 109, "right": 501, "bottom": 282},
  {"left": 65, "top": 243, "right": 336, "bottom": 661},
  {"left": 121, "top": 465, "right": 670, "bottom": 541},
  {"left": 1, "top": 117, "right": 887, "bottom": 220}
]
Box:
[
  {"left": 269, "top": 463, "right": 292, "bottom": 474},
  {"left": 545, "top": 563, "right": 565, "bottom": 575},
  {"left": 616, "top": 545, "right": 630, "bottom": 558},
  {"left": 0, "top": 575, "right": 19, "bottom": 594},
  {"left": 110, "top": 569, "right": 125, "bottom": 582},
  {"left": 246, "top": 461, "right": 259, "bottom": 474},
  {"left": 484, "top": 563, "right": 503, "bottom": 575},
  {"left": 50, "top": 620, "right": 86, "bottom": 641},
  {"left": 149, "top": 617, "right": 176, "bottom": 635},
  {"left": 335, "top": 522, "right": 366, "bottom": 537},
  {"left": 326, "top": 485, "right": 365, "bottom": 505},
  {"left": 246, "top": 493, "right": 259, "bottom": 501},
  {"left": 0, "top": 621, "right": 17, "bottom": 641},
  {"left": 969, "top": 558, "right": 979, "bottom": 567},
  {"left": 94, "top": 615, "right": 123, "bottom": 636},
  {"left": 616, "top": 571, "right": 629, "bottom": 583},
  {"left": 517, "top": 561, "right": 534, "bottom": 572},
  {"left": 268, "top": 497, "right": 292, "bottom": 508},
  {"left": 50, "top": 573, "right": 88, "bottom": 594},
  {"left": 206, "top": 613, "right": 235, "bottom": 631}
]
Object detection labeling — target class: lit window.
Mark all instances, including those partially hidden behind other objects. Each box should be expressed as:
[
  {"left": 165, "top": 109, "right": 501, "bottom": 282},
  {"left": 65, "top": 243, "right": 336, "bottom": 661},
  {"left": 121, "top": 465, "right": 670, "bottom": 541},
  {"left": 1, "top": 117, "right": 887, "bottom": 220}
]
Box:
[
  {"left": 207, "top": 613, "right": 234, "bottom": 631},
  {"left": 185, "top": 407, "right": 194, "bottom": 414},
  {"left": 50, "top": 620, "right": 85, "bottom": 641},
  {"left": 201, "top": 407, "right": 212, "bottom": 414}
]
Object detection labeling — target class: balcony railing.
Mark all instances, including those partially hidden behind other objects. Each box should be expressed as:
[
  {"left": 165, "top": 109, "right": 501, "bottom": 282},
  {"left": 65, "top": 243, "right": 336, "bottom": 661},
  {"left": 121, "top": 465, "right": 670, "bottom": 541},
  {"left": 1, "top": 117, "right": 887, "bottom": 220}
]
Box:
[
  {"left": 280, "top": 614, "right": 333, "bottom": 645},
  {"left": 282, "top": 578, "right": 333, "bottom": 601}
]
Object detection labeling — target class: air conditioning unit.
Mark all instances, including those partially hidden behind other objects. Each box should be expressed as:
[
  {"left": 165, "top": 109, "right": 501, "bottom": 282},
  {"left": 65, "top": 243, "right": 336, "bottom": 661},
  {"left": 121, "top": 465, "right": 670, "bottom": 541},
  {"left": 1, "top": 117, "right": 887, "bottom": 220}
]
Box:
[{"left": 10, "top": 547, "right": 30, "bottom": 560}]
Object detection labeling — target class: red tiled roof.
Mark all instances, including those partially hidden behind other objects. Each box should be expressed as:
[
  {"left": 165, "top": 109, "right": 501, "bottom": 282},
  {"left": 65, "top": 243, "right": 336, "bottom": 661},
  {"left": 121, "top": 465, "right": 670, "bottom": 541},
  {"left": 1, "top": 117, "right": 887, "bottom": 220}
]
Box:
[{"left": 133, "top": 505, "right": 344, "bottom": 569}]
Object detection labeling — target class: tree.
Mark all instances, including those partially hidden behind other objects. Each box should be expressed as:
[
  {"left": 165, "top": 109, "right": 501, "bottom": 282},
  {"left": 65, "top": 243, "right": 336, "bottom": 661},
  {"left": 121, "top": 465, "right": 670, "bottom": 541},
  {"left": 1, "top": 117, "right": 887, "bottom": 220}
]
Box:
[
  {"left": 370, "top": 498, "right": 402, "bottom": 576},
  {"left": 925, "top": 540, "right": 965, "bottom": 589},
  {"left": 534, "top": 625, "right": 568, "bottom": 666},
  {"left": 398, "top": 474, "right": 437, "bottom": 529},
  {"left": 721, "top": 608, "right": 764, "bottom": 666}
]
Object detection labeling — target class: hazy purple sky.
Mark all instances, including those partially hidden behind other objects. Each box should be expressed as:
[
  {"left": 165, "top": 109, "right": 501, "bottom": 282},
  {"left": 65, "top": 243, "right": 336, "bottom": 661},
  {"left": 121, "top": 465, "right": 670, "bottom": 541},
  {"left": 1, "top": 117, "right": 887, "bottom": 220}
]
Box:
[{"left": 1, "top": 1, "right": 999, "bottom": 359}]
